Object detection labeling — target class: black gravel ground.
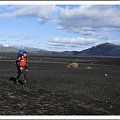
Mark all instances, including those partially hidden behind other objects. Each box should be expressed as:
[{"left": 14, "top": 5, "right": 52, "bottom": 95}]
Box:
[{"left": 0, "top": 54, "right": 120, "bottom": 115}]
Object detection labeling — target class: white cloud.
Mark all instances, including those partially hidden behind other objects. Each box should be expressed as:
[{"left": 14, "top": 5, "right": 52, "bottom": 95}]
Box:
[
  {"left": 49, "top": 37, "right": 97, "bottom": 44},
  {"left": 108, "top": 39, "right": 120, "bottom": 45},
  {"left": 48, "top": 37, "right": 99, "bottom": 51},
  {"left": 0, "top": 5, "right": 120, "bottom": 50},
  {"left": 1, "top": 5, "right": 120, "bottom": 33},
  {"left": 0, "top": 34, "right": 37, "bottom": 48},
  {"left": 0, "top": 5, "right": 56, "bottom": 23},
  {"left": 58, "top": 5, "right": 120, "bottom": 35}
]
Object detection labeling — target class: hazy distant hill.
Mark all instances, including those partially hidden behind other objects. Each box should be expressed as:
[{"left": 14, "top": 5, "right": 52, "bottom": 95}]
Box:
[
  {"left": 0, "top": 45, "right": 48, "bottom": 54},
  {"left": 0, "top": 45, "right": 18, "bottom": 52},
  {"left": 78, "top": 43, "right": 120, "bottom": 56},
  {"left": 0, "top": 43, "right": 120, "bottom": 57}
]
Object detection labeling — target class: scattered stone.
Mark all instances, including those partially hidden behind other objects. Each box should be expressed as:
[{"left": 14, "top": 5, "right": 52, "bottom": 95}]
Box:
[
  {"left": 67, "top": 62, "right": 79, "bottom": 69},
  {"left": 87, "top": 66, "right": 92, "bottom": 70},
  {"left": 104, "top": 74, "right": 108, "bottom": 77},
  {"left": 105, "top": 100, "right": 108, "bottom": 103},
  {"left": 110, "top": 105, "right": 113, "bottom": 108}
]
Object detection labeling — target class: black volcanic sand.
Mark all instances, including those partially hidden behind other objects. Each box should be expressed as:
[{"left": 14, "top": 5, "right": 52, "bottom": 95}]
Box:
[{"left": 0, "top": 55, "right": 120, "bottom": 115}]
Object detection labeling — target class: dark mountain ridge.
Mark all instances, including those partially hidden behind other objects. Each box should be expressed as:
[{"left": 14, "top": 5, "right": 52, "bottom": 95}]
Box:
[{"left": 78, "top": 43, "right": 120, "bottom": 56}]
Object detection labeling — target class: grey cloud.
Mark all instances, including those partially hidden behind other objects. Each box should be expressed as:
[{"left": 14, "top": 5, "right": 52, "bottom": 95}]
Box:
[
  {"left": 0, "top": 5, "right": 56, "bottom": 23},
  {"left": 48, "top": 37, "right": 99, "bottom": 50},
  {"left": 0, "top": 39, "right": 7, "bottom": 42},
  {"left": 108, "top": 39, "right": 120, "bottom": 45},
  {"left": 0, "top": 5, "right": 120, "bottom": 46},
  {"left": 1, "top": 5, "right": 120, "bottom": 35},
  {"left": 58, "top": 5, "right": 120, "bottom": 35},
  {"left": 49, "top": 37, "right": 98, "bottom": 44},
  {"left": 0, "top": 34, "right": 35, "bottom": 42},
  {"left": 9, "top": 34, "right": 34, "bottom": 40}
]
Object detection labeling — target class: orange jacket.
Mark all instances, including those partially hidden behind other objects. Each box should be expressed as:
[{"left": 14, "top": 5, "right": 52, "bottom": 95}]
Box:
[{"left": 18, "top": 55, "right": 28, "bottom": 67}]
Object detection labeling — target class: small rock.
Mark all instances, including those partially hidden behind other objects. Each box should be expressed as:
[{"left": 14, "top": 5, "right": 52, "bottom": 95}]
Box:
[
  {"left": 104, "top": 74, "right": 108, "bottom": 77},
  {"left": 67, "top": 63, "right": 79, "bottom": 69},
  {"left": 110, "top": 105, "right": 113, "bottom": 108},
  {"left": 87, "top": 66, "right": 92, "bottom": 70},
  {"left": 105, "top": 100, "right": 108, "bottom": 103}
]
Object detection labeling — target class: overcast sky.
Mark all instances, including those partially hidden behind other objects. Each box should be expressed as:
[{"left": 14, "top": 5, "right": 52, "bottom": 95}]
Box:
[{"left": 0, "top": 5, "right": 120, "bottom": 51}]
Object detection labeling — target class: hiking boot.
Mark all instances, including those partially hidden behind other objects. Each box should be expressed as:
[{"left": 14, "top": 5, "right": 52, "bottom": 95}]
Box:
[
  {"left": 22, "top": 81, "right": 26, "bottom": 87},
  {"left": 16, "top": 79, "right": 19, "bottom": 85},
  {"left": 24, "top": 80, "right": 26, "bottom": 84}
]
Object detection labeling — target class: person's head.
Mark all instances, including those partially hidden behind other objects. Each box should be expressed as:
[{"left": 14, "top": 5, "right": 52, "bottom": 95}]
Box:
[{"left": 23, "top": 51, "right": 27, "bottom": 57}]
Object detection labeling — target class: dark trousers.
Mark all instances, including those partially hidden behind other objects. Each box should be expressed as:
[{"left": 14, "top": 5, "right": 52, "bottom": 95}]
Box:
[{"left": 16, "top": 66, "right": 28, "bottom": 83}]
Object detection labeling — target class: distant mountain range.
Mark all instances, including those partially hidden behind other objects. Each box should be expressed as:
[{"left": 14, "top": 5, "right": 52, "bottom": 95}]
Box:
[
  {"left": 78, "top": 43, "right": 120, "bottom": 56},
  {"left": 0, "top": 43, "right": 120, "bottom": 57},
  {"left": 0, "top": 45, "right": 18, "bottom": 52}
]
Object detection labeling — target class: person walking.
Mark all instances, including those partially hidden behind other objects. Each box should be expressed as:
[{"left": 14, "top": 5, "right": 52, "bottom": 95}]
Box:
[
  {"left": 16, "top": 50, "right": 24, "bottom": 79},
  {"left": 16, "top": 51, "right": 28, "bottom": 86}
]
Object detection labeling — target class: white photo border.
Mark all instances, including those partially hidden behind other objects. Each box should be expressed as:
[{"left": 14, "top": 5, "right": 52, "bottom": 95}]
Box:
[{"left": 0, "top": 1, "right": 120, "bottom": 119}]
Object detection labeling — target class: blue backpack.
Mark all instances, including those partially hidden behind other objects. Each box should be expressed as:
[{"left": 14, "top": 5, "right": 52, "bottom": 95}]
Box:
[{"left": 18, "top": 50, "right": 24, "bottom": 56}]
